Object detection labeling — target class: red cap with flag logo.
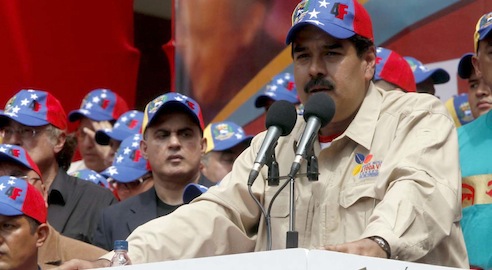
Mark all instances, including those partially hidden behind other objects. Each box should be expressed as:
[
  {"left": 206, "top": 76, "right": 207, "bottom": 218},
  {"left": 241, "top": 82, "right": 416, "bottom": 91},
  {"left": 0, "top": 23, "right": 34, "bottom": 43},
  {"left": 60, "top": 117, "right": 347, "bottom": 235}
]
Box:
[
  {"left": 0, "top": 89, "right": 67, "bottom": 130},
  {"left": 68, "top": 88, "right": 129, "bottom": 122},
  {"left": 374, "top": 47, "right": 416, "bottom": 92},
  {"left": 0, "top": 144, "right": 42, "bottom": 181},
  {"left": 100, "top": 134, "right": 150, "bottom": 183},
  {"left": 0, "top": 176, "right": 46, "bottom": 223},
  {"left": 286, "top": 0, "right": 373, "bottom": 44}
]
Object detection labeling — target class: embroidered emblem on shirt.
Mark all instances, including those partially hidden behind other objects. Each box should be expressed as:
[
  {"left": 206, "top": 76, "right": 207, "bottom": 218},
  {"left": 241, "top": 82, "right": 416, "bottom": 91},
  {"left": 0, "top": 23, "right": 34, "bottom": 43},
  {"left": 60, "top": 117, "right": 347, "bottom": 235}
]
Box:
[{"left": 352, "top": 153, "right": 382, "bottom": 179}]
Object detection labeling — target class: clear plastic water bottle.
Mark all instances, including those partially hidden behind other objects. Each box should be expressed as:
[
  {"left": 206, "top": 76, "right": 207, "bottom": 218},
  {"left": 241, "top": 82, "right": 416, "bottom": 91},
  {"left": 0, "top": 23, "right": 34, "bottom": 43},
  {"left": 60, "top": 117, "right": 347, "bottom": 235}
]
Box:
[{"left": 110, "top": 240, "right": 132, "bottom": 266}]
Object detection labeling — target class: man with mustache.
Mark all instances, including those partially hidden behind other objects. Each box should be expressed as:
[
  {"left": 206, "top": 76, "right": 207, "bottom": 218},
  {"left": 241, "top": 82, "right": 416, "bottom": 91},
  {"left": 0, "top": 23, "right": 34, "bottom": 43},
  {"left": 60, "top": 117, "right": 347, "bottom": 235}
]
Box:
[{"left": 56, "top": 0, "right": 467, "bottom": 268}]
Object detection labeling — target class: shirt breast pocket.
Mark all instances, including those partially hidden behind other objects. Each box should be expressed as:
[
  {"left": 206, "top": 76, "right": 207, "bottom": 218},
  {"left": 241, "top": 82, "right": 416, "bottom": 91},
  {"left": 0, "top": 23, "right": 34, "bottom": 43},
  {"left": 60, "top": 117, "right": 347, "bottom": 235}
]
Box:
[
  {"left": 264, "top": 188, "right": 290, "bottom": 218},
  {"left": 338, "top": 182, "right": 382, "bottom": 231}
]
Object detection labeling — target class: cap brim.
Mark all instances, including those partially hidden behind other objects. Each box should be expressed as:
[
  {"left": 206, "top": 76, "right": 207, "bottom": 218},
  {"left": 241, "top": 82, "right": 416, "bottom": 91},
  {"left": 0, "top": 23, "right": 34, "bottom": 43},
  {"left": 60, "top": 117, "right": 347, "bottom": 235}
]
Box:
[
  {"left": 101, "top": 166, "right": 149, "bottom": 183},
  {"left": 0, "top": 202, "right": 23, "bottom": 217},
  {"left": 430, "top": 68, "right": 450, "bottom": 84},
  {"left": 183, "top": 183, "right": 208, "bottom": 204},
  {"left": 479, "top": 24, "right": 492, "bottom": 41},
  {"left": 147, "top": 101, "right": 203, "bottom": 132},
  {"left": 0, "top": 155, "right": 32, "bottom": 171},
  {"left": 415, "top": 68, "right": 450, "bottom": 84},
  {"left": 286, "top": 21, "right": 354, "bottom": 44},
  {"left": 96, "top": 129, "right": 134, "bottom": 145},
  {"left": 68, "top": 110, "right": 113, "bottom": 122},
  {"left": 0, "top": 112, "right": 50, "bottom": 127},
  {"left": 211, "top": 136, "right": 253, "bottom": 152},
  {"left": 457, "top": 53, "right": 474, "bottom": 79}
]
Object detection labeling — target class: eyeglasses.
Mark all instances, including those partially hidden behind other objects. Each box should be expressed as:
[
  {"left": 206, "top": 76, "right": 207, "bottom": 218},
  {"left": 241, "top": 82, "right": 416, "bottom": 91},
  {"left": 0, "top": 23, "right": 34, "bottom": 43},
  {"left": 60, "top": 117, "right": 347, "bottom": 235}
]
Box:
[
  {"left": 18, "top": 175, "right": 43, "bottom": 185},
  {"left": 0, "top": 126, "right": 39, "bottom": 140},
  {"left": 109, "top": 175, "right": 151, "bottom": 191}
]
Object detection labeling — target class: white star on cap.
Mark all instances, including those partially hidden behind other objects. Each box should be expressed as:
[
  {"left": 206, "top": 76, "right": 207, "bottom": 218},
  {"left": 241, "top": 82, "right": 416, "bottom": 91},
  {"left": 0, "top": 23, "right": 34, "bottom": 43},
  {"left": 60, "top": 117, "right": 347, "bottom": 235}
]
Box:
[
  {"left": 175, "top": 95, "right": 185, "bottom": 102},
  {"left": 308, "top": 8, "right": 320, "bottom": 19},
  {"left": 276, "top": 78, "right": 285, "bottom": 85},
  {"left": 235, "top": 133, "right": 244, "bottom": 139},
  {"left": 0, "top": 183, "right": 5, "bottom": 191},
  {"left": 319, "top": 0, "right": 330, "bottom": 8},
  {"left": 120, "top": 116, "right": 128, "bottom": 122},
  {"left": 20, "top": 98, "right": 29, "bottom": 106},
  {"left": 11, "top": 106, "right": 21, "bottom": 114},
  {"left": 92, "top": 96, "right": 101, "bottom": 103},
  {"left": 0, "top": 146, "right": 6, "bottom": 153},
  {"left": 101, "top": 92, "right": 107, "bottom": 98},
  {"left": 89, "top": 174, "right": 97, "bottom": 180},
  {"left": 108, "top": 166, "right": 118, "bottom": 176},
  {"left": 30, "top": 93, "right": 38, "bottom": 100},
  {"left": 123, "top": 147, "right": 131, "bottom": 155},
  {"left": 85, "top": 102, "right": 94, "bottom": 110},
  {"left": 131, "top": 142, "right": 139, "bottom": 148},
  {"left": 116, "top": 155, "right": 124, "bottom": 163},
  {"left": 80, "top": 109, "right": 90, "bottom": 115},
  {"left": 8, "top": 179, "right": 15, "bottom": 185}
]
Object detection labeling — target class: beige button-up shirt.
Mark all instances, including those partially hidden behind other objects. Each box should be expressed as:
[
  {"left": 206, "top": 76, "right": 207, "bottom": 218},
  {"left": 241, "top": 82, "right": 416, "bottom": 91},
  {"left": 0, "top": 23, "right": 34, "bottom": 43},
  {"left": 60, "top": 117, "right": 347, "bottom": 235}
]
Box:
[{"left": 109, "top": 84, "right": 468, "bottom": 268}]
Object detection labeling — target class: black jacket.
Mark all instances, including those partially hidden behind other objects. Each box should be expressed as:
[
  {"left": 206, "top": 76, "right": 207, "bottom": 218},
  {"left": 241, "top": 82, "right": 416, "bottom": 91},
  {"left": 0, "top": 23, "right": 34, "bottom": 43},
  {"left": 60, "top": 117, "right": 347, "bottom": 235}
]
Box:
[{"left": 47, "top": 168, "right": 117, "bottom": 244}]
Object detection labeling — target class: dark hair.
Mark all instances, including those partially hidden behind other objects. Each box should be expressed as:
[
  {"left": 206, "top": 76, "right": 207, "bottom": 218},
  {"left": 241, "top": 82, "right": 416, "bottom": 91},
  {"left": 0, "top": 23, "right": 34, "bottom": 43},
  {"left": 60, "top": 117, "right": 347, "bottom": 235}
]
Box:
[
  {"left": 348, "top": 34, "right": 374, "bottom": 58},
  {"left": 25, "top": 216, "right": 41, "bottom": 234},
  {"left": 290, "top": 31, "right": 374, "bottom": 59},
  {"left": 56, "top": 132, "right": 77, "bottom": 171}
]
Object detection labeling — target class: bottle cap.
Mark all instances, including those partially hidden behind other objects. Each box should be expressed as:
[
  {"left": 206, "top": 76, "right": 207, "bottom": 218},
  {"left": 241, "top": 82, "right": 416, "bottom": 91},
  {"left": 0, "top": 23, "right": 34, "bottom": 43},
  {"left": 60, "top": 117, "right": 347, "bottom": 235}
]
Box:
[{"left": 114, "top": 240, "right": 128, "bottom": 251}]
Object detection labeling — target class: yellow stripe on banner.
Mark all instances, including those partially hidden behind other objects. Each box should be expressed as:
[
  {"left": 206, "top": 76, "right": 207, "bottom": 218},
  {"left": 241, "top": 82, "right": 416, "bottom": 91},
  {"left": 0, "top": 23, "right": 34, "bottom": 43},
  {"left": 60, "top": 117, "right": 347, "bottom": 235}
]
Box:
[{"left": 212, "top": 46, "right": 293, "bottom": 123}]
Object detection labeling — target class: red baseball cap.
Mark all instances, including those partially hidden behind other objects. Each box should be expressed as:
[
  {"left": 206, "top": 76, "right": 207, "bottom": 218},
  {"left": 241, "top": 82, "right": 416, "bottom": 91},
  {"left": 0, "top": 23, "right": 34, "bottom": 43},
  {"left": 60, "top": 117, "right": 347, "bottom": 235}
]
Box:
[{"left": 375, "top": 47, "right": 416, "bottom": 92}]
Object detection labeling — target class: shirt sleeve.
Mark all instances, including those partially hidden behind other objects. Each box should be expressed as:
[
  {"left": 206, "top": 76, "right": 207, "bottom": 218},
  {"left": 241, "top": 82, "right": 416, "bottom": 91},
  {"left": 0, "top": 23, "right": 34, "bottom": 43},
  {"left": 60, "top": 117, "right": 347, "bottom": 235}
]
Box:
[
  {"left": 360, "top": 103, "right": 462, "bottom": 261},
  {"left": 121, "top": 135, "right": 269, "bottom": 263}
]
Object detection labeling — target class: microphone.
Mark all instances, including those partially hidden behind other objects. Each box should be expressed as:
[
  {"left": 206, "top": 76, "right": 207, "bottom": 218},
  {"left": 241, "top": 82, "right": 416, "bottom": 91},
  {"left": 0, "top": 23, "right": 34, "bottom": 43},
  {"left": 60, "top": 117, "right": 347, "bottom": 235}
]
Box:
[
  {"left": 288, "top": 92, "right": 335, "bottom": 178},
  {"left": 247, "top": 100, "right": 297, "bottom": 186}
]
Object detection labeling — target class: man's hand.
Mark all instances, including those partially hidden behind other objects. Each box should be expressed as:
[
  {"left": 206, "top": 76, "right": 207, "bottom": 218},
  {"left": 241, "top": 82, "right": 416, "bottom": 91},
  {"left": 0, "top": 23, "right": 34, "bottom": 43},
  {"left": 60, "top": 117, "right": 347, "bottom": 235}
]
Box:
[
  {"left": 53, "top": 258, "right": 111, "bottom": 270},
  {"left": 321, "top": 238, "right": 388, "bottom": 258},
  {"left": 82, "top": 120, "right": 113, "bottom": 140}
]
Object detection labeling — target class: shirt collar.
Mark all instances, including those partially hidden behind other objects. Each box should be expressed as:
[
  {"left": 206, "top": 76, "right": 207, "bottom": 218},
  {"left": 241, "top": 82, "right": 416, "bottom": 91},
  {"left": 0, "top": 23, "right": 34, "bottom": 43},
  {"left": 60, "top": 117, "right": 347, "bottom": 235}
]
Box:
[
  {"left": 342, "top": 82, "right": 382, "bottom": 150},
  {"left": 47, "top": 169, "right": 69, "bottom": 206},
  {"left": 293, "top": 83, "right": 382, "bottom": 154}
]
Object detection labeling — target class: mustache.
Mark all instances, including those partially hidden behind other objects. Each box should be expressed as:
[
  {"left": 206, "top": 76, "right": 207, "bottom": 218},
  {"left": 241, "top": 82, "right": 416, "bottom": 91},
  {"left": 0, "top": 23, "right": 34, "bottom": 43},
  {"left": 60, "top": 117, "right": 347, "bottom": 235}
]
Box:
[{"left": 303, "top": 77, "right": 335, "bottom": 93}]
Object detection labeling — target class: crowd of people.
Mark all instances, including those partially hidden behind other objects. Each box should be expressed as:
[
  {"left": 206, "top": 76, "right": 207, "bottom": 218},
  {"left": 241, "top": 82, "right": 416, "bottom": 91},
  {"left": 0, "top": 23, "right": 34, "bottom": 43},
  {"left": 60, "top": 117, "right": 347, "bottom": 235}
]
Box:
[{"left": 0, "top": 0, "right": 492, "bottom": 269}]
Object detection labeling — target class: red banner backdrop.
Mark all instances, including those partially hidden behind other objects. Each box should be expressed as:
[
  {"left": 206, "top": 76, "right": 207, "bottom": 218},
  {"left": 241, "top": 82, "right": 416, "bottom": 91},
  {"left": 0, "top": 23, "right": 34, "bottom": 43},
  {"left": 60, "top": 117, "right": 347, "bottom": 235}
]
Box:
[{"left": 0, "top": 0, "right": 139, "bottom": 132}]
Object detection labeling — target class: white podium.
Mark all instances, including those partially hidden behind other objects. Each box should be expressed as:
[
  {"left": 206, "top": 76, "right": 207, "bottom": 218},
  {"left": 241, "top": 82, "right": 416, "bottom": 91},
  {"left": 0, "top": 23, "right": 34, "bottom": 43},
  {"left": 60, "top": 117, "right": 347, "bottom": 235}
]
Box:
[{"left": 104, "top": 249, "right": 466, "bottom": 270}]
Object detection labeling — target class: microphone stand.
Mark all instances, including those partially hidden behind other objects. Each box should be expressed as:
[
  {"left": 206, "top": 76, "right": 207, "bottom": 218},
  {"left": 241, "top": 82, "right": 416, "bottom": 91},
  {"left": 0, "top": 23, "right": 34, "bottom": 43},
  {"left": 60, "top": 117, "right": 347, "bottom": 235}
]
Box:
[
  {"left": 267, "top": 151, "right": 280, "bottom": 186},
  {"left": 286, "top": 174, "right": 298, "bottom": 248},
  {"left": 286, "top": 147, "right": 318, "bottom": 248},
  {"left": 307, "top": 147, "right": 319, "bottom": 182}
]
